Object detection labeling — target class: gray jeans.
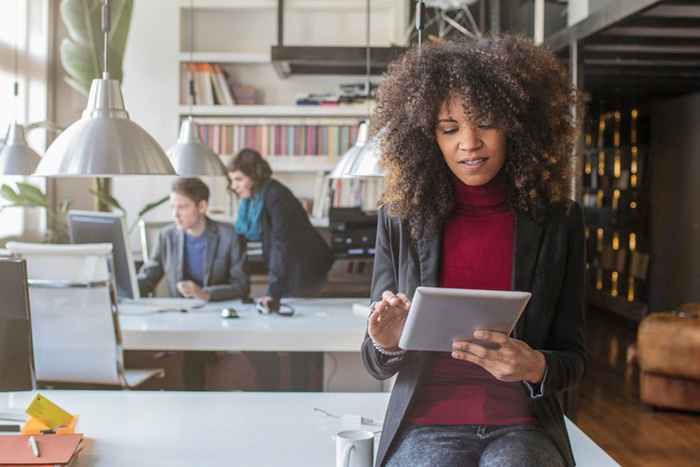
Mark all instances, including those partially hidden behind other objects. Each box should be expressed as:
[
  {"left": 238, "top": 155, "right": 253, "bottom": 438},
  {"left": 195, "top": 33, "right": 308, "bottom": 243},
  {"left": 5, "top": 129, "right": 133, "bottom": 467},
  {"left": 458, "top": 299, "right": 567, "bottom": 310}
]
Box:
[{"left": 385, "top": 423, "right": 566, "bottom": 467}]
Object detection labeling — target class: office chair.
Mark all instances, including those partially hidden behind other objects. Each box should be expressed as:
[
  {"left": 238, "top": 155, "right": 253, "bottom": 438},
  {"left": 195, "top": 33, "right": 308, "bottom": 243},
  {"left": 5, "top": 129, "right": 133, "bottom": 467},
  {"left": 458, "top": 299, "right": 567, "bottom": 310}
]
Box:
[
  {"left": 137, "top": 219, "right": 171, "bottom": 298},
  {"left": 5, "top": 241, "right": 164, "bottom": 389}
]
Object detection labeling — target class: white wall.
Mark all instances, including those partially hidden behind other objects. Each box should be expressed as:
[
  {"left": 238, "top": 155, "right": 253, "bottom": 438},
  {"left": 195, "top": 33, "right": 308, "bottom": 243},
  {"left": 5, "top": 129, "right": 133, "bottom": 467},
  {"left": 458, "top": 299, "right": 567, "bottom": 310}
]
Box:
[{"left": 116, "top": 0, "right": 181, "bottom": 249}]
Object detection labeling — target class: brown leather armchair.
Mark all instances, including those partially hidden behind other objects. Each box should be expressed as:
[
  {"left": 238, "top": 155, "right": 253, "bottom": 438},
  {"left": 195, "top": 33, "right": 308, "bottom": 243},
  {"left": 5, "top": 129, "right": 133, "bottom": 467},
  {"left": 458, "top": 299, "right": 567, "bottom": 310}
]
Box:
[{"left": 636, "top": 304, "right": 700, "bottom": 412}]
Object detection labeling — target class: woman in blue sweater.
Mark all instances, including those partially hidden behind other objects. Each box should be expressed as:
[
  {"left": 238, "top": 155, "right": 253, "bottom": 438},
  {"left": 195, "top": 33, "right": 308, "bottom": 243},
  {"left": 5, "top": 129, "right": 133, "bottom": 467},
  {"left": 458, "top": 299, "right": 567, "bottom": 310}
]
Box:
[{"left": 227, "top": 148, "right": 335, "bottom": 391}]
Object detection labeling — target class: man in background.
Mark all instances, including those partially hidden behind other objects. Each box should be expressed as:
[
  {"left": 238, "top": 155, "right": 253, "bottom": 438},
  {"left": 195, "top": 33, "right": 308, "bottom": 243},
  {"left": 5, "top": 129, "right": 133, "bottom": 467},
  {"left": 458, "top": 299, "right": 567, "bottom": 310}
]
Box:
[
  {"left": 137, "top": 177, "right": 250, "bottom": 389},
  {"left": 138, "top": 177, "right": 249, "bottom": 301}
]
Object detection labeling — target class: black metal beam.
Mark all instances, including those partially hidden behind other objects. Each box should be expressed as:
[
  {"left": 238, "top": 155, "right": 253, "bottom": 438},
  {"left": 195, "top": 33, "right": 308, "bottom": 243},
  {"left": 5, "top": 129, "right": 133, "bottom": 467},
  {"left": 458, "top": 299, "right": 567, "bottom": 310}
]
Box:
[{"left": 270, "top": 46, "right": 406, "bottom": 78}]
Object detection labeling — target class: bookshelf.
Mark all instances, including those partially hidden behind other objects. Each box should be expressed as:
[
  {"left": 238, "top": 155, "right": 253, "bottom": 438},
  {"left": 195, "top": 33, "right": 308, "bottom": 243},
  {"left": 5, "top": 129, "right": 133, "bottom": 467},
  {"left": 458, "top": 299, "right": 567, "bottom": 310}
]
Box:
[
  {"left": 177, "top": 0, "right": 407, "bottom": 218},
  {"left": 582, "top": 106, "right": 651, "bottom": 321}
]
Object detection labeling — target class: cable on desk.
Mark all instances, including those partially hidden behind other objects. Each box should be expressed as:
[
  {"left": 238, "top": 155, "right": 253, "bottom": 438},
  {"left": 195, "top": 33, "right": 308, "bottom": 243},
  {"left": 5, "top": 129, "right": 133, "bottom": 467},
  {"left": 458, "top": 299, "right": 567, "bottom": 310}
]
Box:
[{"left": 313, "top": 407, "right": 383, "bottom": 426}]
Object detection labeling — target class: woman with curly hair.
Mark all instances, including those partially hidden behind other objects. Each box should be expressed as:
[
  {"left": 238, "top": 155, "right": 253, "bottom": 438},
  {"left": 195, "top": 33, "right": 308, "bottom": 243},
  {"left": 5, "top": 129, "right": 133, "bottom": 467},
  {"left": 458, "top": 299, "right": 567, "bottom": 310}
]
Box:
[{"left": 361, "top": 34, "right": 585, "bottom": 466}]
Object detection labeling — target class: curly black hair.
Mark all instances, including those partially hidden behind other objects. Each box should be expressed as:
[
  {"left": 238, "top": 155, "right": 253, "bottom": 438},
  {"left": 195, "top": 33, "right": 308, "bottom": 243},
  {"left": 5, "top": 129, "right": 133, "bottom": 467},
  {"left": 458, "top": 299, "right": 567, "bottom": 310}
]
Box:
[{"left": 372, "top": 34, "right": 581, "bottom": 242}]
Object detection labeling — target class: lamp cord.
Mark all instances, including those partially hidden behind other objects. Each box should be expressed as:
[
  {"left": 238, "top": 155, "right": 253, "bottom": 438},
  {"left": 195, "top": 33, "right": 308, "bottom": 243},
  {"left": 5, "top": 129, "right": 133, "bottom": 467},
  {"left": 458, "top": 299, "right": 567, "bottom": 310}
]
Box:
[
  {"left": 102, "top": 0, "right": 110, "bottom": 79},
  {"left": 187, "top": 0, "right": 196, "bottom": 115},
  {"left": 13, "top": 0, "right": 19, "bottom": 120}
]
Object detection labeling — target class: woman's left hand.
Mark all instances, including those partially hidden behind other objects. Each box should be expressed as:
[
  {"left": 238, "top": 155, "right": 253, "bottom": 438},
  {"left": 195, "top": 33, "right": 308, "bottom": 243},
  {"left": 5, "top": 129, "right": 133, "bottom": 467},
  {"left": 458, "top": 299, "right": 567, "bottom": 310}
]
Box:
[{"left": 451, "top": 330, "right": 546, "bottom": 384}]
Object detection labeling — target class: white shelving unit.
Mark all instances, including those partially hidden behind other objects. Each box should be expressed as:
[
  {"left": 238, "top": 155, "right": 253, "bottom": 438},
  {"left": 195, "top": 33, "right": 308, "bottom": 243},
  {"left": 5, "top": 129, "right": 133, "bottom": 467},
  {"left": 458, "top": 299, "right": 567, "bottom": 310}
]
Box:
[
  {"left": 116, "top": 0, "right": 404, "bottom": 253},
  {"left": 177, "top": 0, "right": 405, "bottom": 216},
  {"left": 179, "top": 105, "right": 373, "bottom": 118}
]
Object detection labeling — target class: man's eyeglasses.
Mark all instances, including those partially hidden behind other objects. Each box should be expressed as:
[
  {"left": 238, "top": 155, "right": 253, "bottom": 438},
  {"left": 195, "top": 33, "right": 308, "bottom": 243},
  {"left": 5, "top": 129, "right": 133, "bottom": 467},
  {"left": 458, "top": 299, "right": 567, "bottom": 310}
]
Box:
[{"left": 256, "top": 300, "right": 294, "bottom": 317}]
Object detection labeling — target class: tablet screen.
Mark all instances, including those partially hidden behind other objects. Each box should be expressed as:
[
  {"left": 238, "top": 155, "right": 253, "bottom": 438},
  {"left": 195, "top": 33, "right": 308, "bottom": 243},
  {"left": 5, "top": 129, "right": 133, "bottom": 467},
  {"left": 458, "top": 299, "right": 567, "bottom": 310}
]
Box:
[{"left": 398, "top": 286, "right": 531, "bottom": 352}]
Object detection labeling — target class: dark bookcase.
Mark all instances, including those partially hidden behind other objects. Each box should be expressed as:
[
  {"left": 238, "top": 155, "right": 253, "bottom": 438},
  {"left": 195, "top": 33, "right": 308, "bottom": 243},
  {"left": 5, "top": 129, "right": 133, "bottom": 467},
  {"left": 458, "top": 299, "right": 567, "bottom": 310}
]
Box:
[{"left": 582, "top": 106, "right": 651, "bottom": 321}]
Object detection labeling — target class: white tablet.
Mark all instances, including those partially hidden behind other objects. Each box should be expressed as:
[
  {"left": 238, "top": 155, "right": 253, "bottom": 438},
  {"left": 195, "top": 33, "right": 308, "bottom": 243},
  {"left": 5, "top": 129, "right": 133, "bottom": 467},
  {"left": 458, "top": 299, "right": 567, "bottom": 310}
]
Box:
[{"left": 398, "top": 286, "right": 532, "bottom": 352}]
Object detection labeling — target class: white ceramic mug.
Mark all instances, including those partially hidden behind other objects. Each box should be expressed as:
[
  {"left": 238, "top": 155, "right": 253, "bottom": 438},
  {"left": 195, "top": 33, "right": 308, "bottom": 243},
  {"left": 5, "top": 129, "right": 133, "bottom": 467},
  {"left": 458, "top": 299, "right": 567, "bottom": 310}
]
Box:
[{"left": 335, "top": 429, "right": 374, "bottom": 467}]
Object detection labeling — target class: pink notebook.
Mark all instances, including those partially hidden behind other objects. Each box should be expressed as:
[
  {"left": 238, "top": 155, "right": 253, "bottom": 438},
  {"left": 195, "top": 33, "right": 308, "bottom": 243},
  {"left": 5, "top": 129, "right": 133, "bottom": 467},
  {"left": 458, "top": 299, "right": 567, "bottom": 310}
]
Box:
[{"left": 0, "top": 433, "right": 82, "bottom": 465}]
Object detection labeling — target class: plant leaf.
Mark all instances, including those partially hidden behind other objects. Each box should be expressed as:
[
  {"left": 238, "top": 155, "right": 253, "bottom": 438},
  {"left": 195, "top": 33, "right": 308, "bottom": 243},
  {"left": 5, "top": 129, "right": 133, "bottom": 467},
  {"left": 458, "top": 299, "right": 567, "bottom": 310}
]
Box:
[
  {"left": 0, "top": 184, "right": 22, "bottom": 204},
  {"left": 108, "top": 0, "right": 133, "bottom": 81},
  {"left": 58, "top": 199, "right": 73, "bottom": 215},
  {"left": 15, "top": 183, "right": 49, "bottom": 208},
  {"left": 88, "top": 188, "right": 125, "bottom": 213},
  {"left": 60, "top": 38, "right": 97, "bottom": 96},
  {"left": 25, "top": 120, "right": 65, "bottom": 135},
  {"left": 138, "top": 195, "right": 169, "bottom": 218},
  {"left": 59, "top": 0, "right": 133, "bottom": 96}
]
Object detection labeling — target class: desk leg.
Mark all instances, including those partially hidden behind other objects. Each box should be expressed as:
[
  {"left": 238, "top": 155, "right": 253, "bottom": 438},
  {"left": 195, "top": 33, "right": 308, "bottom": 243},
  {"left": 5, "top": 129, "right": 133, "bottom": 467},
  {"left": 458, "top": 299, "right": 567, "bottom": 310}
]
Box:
[{"left": 323, "top": 352, "right": 394, "bottom": 392}]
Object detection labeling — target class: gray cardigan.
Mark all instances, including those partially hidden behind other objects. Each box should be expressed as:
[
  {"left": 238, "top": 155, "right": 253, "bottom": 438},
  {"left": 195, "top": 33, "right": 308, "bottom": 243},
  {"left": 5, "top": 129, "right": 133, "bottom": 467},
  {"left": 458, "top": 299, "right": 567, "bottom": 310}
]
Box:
[
  {"left": 137, "top": 217, "right": 250, "bottom": 301},
  {"left": 362, "top": 203, "right": 587, "bottom": 467}
]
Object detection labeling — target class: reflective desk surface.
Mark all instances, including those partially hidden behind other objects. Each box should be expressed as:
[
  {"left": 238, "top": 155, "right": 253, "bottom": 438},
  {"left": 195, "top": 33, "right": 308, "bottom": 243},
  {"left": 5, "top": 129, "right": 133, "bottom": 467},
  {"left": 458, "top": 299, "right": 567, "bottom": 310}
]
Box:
[
  {"left": 1, "top": 390, "right": 619, "bottom": 467},
  {"left": 118, "top": 297, "right": 369, "bottom": 352}
]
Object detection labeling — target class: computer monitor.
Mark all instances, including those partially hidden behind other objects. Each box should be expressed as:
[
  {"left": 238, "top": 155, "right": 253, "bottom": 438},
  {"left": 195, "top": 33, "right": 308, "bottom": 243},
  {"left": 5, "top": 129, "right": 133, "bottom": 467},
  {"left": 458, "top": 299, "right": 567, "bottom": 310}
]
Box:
[
  {"left": 67, "top": 210, "right": 140, "bottom": 300},
  {"left": 0, "top": 258, "right": 35, "bottom": 392}
]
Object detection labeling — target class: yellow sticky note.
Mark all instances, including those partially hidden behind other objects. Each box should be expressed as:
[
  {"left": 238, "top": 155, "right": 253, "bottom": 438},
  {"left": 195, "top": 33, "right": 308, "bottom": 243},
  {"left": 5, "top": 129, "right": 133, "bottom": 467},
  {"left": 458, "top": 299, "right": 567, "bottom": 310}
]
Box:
[{"left": 25, "top": 393, "right": 74, "bottom": 429}]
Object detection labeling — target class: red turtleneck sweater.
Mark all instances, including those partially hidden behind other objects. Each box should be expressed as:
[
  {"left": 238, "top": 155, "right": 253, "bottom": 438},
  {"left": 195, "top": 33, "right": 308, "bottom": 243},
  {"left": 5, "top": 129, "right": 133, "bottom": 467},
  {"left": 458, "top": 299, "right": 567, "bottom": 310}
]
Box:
[{"left": 407, "top": 171, "right": 540, "bottom": 426}]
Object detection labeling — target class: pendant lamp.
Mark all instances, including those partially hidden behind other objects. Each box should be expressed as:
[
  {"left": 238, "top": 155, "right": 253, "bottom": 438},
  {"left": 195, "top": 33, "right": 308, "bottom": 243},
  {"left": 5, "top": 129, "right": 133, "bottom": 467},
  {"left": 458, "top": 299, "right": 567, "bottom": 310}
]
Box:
[
  {"left": 0, "top": 1, "right": 41, "bottom": 175},
  {"left": 0, "top": 123, "right": 41, "bottom": 175},
  {"left": 167, "top": 117, "right": 226, "bottom": 176},
  {"left": 165, "top": 0, "right": 226, "bottom": 177},
  {"left": 328, "top": 120, "right": 368, "bottom": 179},
  {"left": 347, "top": 125, "right": 384, "bottom": 178},
  {"left": 34, "top": 0, "right": 175, "bottom": 177},
  {"left": 346, "top": 0, "right": 429, "bottom": 178},
  {"left": 332, "top": 0, "right": 385, "bottom": 179}
]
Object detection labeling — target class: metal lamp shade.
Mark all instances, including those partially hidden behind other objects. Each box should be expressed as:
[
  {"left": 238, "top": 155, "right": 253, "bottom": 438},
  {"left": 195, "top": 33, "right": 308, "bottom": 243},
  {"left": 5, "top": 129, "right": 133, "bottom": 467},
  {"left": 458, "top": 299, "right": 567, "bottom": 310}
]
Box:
[
  {"left": 347, "top": 127, "right": 384, "bottom": 178},
  {"left": 0, "top": 123, "right": 41, "bottom": 175},
  {"left": 329, "top": 121, "right": 369, "bottom": 179},
  {"left": 34, "top": 78, "right": 175, "bottom": 177},
  {"left": 167, "top": 118, "right": 226, "bottom": 177}
]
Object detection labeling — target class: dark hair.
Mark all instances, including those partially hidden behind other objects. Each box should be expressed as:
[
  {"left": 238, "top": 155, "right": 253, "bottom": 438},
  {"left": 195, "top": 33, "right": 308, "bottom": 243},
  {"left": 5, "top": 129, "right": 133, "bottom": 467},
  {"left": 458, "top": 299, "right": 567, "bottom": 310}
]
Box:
[
  {"left": 171, "top": 177, "right": 209, "bottom": 205},
  {"left": 226, "top": 148, "right": 272, "bottom": 195},
  {"left": 373, "top": 34, "right": 582, "bottom": 242}
]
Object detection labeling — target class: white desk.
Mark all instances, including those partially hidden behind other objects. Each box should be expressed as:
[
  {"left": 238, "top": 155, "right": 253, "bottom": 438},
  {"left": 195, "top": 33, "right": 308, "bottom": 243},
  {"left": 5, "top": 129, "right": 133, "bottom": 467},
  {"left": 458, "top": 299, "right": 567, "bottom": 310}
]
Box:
[
  {"left": 118, "top": 298, "right": 383, "bottom": 391},
  {"left": 2, "top": 390, "right": 619, "bottom": 467}
]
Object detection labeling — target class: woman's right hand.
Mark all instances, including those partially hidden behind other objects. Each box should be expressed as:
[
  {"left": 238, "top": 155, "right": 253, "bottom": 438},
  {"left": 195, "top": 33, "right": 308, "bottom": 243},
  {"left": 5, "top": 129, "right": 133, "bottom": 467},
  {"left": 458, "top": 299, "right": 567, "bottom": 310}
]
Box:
[{"left": 368, "top": 291, "right": 411, "bottom": 351}]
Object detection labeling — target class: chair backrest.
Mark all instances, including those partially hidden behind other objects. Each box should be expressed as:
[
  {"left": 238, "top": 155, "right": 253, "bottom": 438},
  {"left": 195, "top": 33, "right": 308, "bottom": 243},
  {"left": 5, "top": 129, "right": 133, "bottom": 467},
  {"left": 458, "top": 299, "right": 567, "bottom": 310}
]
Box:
[
  {"left": 138, "top": 220, "right": 171, "bottom": 261},
  {"left": 5, "top": 241, "right": 129, "bottom": 388},
  {"left": 137, "top": 220, "right": 171, "bottom": 297}
]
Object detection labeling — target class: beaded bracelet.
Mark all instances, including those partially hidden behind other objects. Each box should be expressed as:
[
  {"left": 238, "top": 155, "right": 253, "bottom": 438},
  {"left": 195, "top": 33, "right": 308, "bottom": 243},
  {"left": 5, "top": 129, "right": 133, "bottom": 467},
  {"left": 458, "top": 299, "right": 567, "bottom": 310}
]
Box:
[{"left": 372, "top": 339, "right": 405, "bottom": 357}]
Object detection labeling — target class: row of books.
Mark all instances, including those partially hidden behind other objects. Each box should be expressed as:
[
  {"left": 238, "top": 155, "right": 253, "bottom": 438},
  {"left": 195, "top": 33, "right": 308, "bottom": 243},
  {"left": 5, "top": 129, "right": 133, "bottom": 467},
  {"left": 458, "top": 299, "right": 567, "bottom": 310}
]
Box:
[
  {"left": 181, "top": 62, "right": 255, "bottom": 106},
  {"left": 328, "top": 178, "right": 383, "bottom": 212},
  {"left": 196, "top": 121, "right": 359, "bottom": 157}
]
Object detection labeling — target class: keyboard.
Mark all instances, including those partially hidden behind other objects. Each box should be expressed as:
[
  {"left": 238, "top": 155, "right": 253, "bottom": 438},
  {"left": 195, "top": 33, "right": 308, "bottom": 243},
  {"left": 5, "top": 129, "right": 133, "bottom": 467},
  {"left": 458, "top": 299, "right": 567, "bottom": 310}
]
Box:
[{"left": 119, "top": 297, "right": 207, "bottom": 313}]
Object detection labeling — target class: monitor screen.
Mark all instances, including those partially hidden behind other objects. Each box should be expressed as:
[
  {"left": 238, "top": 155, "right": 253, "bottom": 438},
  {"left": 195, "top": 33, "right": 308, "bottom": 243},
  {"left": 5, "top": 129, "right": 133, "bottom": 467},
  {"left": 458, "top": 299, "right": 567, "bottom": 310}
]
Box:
[
  {"left": 0, "top": 258, "right": 35, "bottom": 392},
  {"left": 67, "top": 210, "right": 140, "bottom": 300}
]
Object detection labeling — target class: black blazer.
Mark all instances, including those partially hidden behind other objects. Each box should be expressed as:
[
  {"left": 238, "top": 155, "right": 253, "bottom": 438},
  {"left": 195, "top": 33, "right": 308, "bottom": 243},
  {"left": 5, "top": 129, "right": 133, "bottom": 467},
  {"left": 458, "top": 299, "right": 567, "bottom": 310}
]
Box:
[
  {"left": 261, "top": 179, "right": 335, "bottom": 300},
  {"left": 362, "top": 203, "right": 587, "bottom": 467}
]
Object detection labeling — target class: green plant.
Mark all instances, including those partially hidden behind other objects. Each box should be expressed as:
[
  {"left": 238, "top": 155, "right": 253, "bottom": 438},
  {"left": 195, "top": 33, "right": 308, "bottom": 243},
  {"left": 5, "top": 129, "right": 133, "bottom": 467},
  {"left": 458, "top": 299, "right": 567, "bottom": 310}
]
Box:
[
  {"left": 0, "top": 182, "right": 72, "bottom": 243},
  {"left": 89, "top": 187, "right": 168, "bottom": 233},
  {"left": 60, "top": 0, "right": 134, "bottom": 97},
  {"left": 0, "top": 182, "right": 169, "bottom": 243}
]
